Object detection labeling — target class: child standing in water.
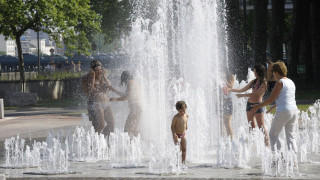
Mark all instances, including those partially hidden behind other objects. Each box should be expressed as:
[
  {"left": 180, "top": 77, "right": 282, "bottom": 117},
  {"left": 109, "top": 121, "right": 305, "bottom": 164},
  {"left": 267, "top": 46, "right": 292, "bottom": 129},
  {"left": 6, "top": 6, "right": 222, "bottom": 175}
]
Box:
[
  {"left": 222, "top": 72, "right": 235, "bottom": 141},
  {"left": 110, "top": 71, "right": 142, "bottom": 137},
  {"left": 171, "top": 101, "right": 188, "bottom": 164}
]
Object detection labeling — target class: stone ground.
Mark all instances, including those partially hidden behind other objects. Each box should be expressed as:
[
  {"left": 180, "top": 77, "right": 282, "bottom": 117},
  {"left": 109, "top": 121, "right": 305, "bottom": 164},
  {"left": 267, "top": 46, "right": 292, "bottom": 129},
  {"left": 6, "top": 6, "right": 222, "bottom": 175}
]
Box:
[{"left": 0, "top": 107, "right": 320, "bottom": 180}]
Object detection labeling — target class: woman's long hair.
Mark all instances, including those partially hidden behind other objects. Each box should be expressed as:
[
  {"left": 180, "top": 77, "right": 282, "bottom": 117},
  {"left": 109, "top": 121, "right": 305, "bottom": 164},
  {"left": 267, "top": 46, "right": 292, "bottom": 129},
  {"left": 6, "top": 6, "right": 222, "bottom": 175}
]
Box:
[{"left": 254, "top": 64, "right": 266, "bottom": 85}]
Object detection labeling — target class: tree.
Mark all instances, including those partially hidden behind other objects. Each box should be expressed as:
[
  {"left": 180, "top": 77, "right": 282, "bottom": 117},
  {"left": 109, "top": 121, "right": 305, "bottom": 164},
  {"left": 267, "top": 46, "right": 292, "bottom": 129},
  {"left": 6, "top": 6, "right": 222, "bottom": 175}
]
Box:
[
  {"left": 270, "top": 0, "right": 285, "bottom": 61},
  {"left": 253, "top": 0, "right": 268, "bottom": 65},
  {"left": 289, "top": 0, "right": 302, "bottom": 81},
  {"left": 299, "top": 1, "right": 312, "bottom": 86},
  {"left": 289, "top": 0, "right": 311, "bottom": 84},
  {"left": 90, "top": 0, "right": 132, "bottom": 44},
  {"left": 0, "top": 0, "right": 101, "bottom": 82}
]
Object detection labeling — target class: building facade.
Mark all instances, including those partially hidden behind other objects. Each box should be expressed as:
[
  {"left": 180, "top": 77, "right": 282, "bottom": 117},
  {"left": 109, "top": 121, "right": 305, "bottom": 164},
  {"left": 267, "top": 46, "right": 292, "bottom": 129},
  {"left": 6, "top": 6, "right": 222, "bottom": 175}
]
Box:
[
  {"left": 0, "top": 35, "right": 16, "bottom": 56},
  {"left": 0, "top": 29, "right": 64, "bottom": 57}
]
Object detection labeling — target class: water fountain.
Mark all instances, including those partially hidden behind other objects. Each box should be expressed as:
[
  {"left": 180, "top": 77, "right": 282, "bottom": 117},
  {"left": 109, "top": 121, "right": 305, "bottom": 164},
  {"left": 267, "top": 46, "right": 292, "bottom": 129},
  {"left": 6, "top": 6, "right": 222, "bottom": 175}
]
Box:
[{"left": 1, "top": 0, "right": 320, "bottom": 178}]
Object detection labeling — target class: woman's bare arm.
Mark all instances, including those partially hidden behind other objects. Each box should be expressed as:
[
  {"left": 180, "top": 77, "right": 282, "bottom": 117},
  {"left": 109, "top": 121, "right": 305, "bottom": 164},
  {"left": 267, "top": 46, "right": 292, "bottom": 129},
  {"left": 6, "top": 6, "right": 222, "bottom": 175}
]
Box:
[
  {"left": 250, "top": 81, "right": 283, "bottom": 112},
  {"left": 109, "top": 87, "right": 125, "bottom": 96},
  {"left": 110, "top": 82, "right": 132, "bottom": 101},
  {"left": 87, "top": 71, "right": 96, "bottom": 95},
  {"left": 236, "top": 81, "right": 266, "bottom": 98},
  {"left": 230, "top": 80, "right": 254, "bottom": 93}
]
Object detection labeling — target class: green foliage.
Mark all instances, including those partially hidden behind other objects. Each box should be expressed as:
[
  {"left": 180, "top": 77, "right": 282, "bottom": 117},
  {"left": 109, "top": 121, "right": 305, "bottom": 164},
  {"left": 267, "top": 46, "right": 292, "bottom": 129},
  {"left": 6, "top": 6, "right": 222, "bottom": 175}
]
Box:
[
  {"left": 0, "top": 0, "right": 101, "bottom": 56},
  {"left": 0, "top": 0, "right": 101, "bottom": 81},
  {"left": 266, "top": 104, "right": 311, "bottom": 115},
  {"left": 91, "top": 0, "right": 132, "bottom": 44}
]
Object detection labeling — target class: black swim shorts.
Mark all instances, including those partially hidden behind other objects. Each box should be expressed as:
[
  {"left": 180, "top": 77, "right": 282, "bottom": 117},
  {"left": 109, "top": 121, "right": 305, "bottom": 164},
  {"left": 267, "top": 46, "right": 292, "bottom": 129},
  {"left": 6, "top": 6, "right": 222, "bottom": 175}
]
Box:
[{"left": 246, "top": 102, "right": 264, "bottom": 114}]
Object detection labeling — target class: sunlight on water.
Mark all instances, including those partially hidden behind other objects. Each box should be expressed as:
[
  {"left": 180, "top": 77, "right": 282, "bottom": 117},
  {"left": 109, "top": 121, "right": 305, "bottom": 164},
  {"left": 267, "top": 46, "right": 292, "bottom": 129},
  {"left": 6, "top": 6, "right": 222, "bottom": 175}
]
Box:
[{"left": 2, "top": 0, "right": 320, "bottom": 177}]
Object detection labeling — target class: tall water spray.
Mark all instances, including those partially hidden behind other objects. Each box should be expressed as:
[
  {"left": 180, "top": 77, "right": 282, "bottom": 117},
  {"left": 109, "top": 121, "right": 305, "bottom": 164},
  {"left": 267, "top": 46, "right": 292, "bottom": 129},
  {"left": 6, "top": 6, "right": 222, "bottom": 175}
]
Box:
[
  {"left": 3, "top": 0, "right": 320, "bottom": 177},
  {"left": 126, "top": 0, "right": 225, "bottom": 163}
]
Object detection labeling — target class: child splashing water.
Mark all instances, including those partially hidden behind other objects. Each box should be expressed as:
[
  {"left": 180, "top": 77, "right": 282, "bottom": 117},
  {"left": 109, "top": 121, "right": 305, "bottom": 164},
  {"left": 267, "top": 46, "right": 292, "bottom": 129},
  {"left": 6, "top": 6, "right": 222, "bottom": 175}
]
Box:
[{"left": 171, "top": 101, "right": 188, "bottom": 164}]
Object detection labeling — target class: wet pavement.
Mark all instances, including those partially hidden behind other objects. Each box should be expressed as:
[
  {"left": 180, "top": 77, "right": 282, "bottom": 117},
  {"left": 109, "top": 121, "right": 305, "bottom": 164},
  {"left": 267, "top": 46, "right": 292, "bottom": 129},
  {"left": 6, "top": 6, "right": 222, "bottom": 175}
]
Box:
[
  {"left": 0, "top": 107, "right": 82, "bottom": 141},
  {"left": 0, "top": 107, "right": 320, "bottom": 179}
]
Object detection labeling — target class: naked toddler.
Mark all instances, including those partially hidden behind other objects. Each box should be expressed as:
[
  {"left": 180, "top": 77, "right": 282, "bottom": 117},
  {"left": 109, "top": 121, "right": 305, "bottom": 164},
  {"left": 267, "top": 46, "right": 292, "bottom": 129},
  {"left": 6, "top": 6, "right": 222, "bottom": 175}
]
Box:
[{"left": 171, "top": 101, "right": 188, "bottom": 164}]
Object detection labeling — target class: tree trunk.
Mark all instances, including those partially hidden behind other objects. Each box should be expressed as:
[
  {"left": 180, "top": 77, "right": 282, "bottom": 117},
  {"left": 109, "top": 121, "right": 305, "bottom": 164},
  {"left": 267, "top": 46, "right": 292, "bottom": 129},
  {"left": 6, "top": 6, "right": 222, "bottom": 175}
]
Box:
[
  {"left": 289, "top": 0, "right": 304, "bottom": 81},
  {"left": 270, "top": 0, "right": 285, "bottom": 61},
  {"left": 15, "top": 35, "right": 25, "bottom": 84},
  {"left": 253, "top": 0, "right": 268, "bottom": 65},
  {"left": 311, "top": 0, "right": 320, "bottom": 87},
  {"left": 299, "top": 1, "right": 312, "bottom": 87}
]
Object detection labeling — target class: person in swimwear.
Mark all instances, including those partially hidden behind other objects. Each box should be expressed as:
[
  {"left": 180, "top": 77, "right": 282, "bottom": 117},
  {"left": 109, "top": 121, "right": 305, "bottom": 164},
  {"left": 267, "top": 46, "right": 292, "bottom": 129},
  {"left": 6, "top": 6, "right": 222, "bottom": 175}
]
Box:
[
  {"left": 109, "top": 71, "right": 142, "bottom": 137},
  {"left": 171, "top": 101, "right": 188, "bottom": 164},
  {"left": 82, "top": 60, "right": 115, "bottom": 136},
  {"left": 230, "top": 64, "right": 269, "bottom": 146},
  {"left": 222, "top": 72, "right": 235, "bottom": 141}
]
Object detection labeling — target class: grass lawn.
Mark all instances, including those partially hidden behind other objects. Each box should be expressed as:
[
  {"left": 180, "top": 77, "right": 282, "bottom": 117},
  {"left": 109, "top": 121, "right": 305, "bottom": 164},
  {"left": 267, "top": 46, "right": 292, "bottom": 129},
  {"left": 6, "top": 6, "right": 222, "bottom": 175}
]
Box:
[{"left": 266, "top": 104, "right": 312, "bottom": 114}]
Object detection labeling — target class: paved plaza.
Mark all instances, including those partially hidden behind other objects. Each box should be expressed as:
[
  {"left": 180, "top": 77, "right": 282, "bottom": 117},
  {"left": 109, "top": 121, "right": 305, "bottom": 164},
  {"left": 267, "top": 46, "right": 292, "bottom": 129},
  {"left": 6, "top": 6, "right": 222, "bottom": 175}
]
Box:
[{"left": 0, "top": 107, "right": 320, "bottom": 180}]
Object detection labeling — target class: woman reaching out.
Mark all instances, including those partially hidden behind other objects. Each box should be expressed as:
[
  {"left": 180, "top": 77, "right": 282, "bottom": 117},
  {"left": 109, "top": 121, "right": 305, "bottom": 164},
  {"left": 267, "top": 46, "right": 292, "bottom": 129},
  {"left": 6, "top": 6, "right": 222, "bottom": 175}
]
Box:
[
  {"left": 109, "top": 71, "right": 142, "bottom": 137},
  {"left": 230, "top": 64, "right": 269, "bottom": 146},
  {"left": 250, "top": 61, "right": 298, "bottom": 152}
]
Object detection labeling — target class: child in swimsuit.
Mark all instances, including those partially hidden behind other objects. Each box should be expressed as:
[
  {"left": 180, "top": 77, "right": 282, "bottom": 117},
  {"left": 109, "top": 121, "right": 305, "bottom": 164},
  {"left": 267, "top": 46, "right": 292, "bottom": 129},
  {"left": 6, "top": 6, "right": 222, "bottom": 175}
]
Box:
[
  {"left": 171, "top": 101, "right": 188, "bottom": 164},
  {"left": 222, "top": 73, "right": 235, "bottom": 141}
]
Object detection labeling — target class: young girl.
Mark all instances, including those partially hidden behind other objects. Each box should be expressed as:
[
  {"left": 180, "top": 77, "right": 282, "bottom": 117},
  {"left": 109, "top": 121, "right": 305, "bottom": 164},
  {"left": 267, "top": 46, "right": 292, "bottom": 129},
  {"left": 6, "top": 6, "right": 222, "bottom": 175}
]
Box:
[
  {"left": 222, "top": 72, "right": 235, "bottom": 141},
  {"left": 230, "top": 64, "right": 269, "bottom": 146},
  {"left": 110, "top": 71, "right": 142, "bottom": 137}
]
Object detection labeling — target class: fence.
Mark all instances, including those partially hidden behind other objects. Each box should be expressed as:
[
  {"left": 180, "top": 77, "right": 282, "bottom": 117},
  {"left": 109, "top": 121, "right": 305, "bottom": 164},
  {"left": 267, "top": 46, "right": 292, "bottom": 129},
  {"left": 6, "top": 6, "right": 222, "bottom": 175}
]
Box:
[{"left": 0, "top": 71, "right": 86, "bottom": 81}]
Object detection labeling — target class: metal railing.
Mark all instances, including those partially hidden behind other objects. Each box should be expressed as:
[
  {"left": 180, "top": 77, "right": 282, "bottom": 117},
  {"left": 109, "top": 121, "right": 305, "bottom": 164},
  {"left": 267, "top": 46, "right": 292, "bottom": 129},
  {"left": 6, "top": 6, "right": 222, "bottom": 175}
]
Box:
[{"left": 0, "top": 70, "right": 86, "bottom": 81}]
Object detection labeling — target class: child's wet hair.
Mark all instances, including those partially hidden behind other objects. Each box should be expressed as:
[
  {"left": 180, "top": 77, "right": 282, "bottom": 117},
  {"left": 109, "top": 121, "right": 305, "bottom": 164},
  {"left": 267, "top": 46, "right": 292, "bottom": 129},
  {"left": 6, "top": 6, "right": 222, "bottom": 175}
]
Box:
[
  {"left": 120, "top": 70, "right": 133, "bottom": 86},
  {"left": 176, "top": 101, "right": 187, "bottom": 110}
]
